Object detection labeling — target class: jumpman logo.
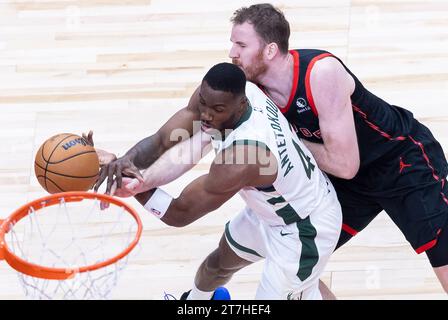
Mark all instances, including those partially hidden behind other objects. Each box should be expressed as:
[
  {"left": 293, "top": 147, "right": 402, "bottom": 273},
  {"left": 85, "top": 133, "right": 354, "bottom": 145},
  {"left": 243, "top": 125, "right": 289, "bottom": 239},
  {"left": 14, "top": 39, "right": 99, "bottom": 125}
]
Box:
[{"left": 399, "top": 157, "right": 412, "bottom": 174}]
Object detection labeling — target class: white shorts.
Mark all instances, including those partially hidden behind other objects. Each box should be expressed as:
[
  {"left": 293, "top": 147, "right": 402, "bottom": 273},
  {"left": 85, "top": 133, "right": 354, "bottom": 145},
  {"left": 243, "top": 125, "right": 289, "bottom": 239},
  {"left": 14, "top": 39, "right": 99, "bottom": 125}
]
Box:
[{"left": 225, "top": 187, "right": 342, "bottom": 300}]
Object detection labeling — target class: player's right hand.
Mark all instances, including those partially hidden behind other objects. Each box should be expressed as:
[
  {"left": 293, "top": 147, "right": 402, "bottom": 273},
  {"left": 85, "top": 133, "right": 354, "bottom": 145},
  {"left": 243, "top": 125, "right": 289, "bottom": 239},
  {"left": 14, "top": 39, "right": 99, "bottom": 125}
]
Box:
[{"left": 94, "top": 155, "right": 144, "bottom": 195}]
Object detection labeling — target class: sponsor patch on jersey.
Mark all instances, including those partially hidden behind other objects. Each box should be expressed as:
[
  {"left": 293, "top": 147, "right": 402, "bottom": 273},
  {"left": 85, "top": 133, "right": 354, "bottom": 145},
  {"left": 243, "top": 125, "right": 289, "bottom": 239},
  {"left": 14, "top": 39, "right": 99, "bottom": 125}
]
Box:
[{"left": 296, "top": 98, "right": 311, "bottom": 114}]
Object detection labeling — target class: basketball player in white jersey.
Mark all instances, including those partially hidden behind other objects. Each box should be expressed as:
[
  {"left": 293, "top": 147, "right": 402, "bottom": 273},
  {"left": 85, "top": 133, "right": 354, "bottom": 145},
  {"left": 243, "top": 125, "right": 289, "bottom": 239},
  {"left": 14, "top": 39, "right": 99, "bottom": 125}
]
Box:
[{"left": 96, "top": 63, "right": 342, "bottom": 299}]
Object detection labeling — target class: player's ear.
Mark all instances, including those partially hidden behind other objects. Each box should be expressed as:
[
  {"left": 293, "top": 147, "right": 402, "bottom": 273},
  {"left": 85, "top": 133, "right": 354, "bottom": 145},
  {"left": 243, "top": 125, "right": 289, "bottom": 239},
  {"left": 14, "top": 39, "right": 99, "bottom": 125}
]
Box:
[
  {"left": 266, "top": 42, "right": 279, "bottom": 60},
  {"left": 239, "top": 95, "right": 248, "bottom": 111}
]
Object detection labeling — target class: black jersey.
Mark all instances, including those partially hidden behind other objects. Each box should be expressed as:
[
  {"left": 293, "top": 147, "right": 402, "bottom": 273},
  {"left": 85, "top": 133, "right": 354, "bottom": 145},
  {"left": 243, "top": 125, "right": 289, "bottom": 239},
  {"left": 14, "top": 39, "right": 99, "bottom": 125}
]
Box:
[
  {"left": 264, "top": 50, "right": 448, "bottom": 261},
  {"left": 264, "top": 49, "right": 420, "bottom": 171}
]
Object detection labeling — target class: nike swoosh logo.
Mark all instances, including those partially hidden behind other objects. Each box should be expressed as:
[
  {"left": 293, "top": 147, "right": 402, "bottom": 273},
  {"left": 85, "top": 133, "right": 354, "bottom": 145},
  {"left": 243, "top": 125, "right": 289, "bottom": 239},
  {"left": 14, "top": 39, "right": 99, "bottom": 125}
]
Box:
[{"left": 280, "top": 231, "right": 293, "bottom": 236}]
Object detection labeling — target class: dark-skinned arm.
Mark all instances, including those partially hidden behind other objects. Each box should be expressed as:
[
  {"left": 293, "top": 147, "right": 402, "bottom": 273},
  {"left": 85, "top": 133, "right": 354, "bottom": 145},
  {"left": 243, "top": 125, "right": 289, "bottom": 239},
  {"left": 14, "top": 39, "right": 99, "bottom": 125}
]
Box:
[
  {"left": 135, "top": 145, "right": 277, "bottom": 227},
  {"left": 127, "top": 87, "right": 201, "bottom": 169},
  {"left": 95, "top": 86, "right": 201, "bottom": 193}
]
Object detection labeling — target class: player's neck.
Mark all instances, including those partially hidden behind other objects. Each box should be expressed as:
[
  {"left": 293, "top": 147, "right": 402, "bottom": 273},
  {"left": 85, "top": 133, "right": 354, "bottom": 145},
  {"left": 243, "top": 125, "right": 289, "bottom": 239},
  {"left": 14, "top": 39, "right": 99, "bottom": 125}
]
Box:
[
  {"left": 232, "top": 102, "right": 251, "bottom": 130},
  {"left": 257, "top": 52, "right": 294, "bottom": 107},
  {"left": 213, "top": 102, "right": 251, "bottom": 141}
]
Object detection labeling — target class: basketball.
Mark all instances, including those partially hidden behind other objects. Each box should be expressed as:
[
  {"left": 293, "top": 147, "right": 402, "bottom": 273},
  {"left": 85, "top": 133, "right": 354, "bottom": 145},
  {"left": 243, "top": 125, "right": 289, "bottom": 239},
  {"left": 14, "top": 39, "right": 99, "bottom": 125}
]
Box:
[{"left": 34, "top": 133, "right": 100, "bottom": 194}]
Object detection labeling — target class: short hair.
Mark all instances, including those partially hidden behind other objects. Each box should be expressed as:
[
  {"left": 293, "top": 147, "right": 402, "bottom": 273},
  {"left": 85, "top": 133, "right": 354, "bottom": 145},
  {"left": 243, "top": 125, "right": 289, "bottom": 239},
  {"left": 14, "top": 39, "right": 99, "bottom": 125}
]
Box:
[
  {"left": 203, "top": 63, "right": 246, "bottom": 96},
  {"left": 231, "top": 3, "right": 290, "bottom": 54}
]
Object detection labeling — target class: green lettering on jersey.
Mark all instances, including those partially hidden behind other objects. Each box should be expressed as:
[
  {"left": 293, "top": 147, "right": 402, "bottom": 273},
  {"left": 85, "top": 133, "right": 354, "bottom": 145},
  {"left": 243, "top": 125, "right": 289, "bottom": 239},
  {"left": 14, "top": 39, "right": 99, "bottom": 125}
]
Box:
[
  {"left": 280, "top": 154, "right": 292, "bottom": 170},
  {"left": 291, "top": 139, "right": 315, "bottom": 179},
  {"left": 284, "top": 162, "right": 294, "bottom": 177}
]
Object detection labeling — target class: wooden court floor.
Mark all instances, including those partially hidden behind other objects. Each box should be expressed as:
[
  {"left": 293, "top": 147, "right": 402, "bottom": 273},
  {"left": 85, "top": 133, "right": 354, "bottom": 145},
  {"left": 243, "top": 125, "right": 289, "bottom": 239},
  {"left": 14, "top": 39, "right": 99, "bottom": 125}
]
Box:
[{"left": 0, "top": 0, "right": 447, "bottom": 299}]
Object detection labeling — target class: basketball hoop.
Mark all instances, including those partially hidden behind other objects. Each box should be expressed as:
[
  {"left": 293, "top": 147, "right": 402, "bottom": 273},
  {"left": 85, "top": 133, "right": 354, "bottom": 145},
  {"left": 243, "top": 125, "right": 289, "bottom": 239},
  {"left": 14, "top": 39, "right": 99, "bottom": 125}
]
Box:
[{"left": 0, "top": 192, "right": 142, "bottom": 299}]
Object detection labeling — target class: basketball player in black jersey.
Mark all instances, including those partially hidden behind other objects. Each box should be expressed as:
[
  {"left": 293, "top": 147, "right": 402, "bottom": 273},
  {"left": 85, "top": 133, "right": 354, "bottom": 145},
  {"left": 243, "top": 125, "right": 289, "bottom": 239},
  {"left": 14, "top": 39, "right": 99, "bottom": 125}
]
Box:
[
  {"left": 227, "top": 4, "right": 448, "bottom": 295},
  {"left": 94, "top": 3, "right": 448, "bottom": 296}
]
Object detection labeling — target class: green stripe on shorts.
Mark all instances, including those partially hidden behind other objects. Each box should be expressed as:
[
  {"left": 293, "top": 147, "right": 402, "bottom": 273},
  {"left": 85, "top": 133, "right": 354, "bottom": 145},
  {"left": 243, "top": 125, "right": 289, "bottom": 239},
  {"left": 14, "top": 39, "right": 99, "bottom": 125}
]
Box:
[
  {"left": 225, "top": 222, "right": 263, "bottom": 258},
  {"left": 296, "top": 216, "right": 319, "bottom": 281}
]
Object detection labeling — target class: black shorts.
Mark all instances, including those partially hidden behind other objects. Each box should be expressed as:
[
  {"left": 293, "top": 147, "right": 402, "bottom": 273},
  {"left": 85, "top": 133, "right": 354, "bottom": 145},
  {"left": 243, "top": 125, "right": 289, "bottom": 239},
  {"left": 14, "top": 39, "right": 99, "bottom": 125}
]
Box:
[{"left": 331, "top": 124, "right": 448, "bottom": 267}]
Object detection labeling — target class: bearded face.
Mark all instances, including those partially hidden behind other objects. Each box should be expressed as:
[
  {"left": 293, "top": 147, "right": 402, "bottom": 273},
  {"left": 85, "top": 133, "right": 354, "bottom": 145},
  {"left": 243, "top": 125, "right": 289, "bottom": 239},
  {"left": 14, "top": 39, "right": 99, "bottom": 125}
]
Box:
[
  {"left": 232, "top": 48, "right": 268, "bottom": 82},
  {"left": 229, "top": 22, "right": 268, "bottom": 82}
]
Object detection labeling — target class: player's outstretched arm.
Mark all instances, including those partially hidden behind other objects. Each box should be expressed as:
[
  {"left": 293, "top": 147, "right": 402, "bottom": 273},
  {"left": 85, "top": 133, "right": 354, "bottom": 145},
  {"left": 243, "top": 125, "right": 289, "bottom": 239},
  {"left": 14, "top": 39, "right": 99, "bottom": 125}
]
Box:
[
  {"left": 95, "top": 86, "right": 202, "bottom": 194},
  {"left": 134, "top": 145, "right": 277, "bottom": 227},
  {"left": 134, "top": 164, "right": 249, "bottom": 227},
  {"left": 113, "top": 131, "right": 212, "bottom": 197},
  {"left": 125, "top": 86, "right": 202, "bottom": 169}
]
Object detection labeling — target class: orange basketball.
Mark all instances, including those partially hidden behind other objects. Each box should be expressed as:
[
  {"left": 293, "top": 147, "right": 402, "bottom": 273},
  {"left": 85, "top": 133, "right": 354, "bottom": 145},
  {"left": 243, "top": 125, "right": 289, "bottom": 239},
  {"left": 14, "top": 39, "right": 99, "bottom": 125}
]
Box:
[{"left": 34, "top": 133, "right": 100, "bottom": 194}]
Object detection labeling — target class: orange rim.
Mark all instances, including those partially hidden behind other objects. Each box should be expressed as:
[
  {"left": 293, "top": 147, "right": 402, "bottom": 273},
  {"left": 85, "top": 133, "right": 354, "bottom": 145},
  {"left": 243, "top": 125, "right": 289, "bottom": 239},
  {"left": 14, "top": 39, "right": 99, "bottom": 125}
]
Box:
[{"left": 0, "top": 191, "right": 142, "bottom": 280}]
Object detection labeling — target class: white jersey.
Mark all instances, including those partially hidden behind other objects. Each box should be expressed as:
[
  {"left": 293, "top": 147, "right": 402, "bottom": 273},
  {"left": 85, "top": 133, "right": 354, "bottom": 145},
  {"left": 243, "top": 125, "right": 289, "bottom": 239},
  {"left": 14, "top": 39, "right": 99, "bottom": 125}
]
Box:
[{"left": 210, "top": 82, "right": 331, "bottom": 226}]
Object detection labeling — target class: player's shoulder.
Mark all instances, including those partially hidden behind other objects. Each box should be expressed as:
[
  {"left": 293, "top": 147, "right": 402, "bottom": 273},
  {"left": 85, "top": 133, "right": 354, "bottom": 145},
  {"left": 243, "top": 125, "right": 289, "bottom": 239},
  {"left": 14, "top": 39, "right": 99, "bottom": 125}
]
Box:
[
  {"left": 312, "top": 55, "right": 344, "bottom": 75},
  {"left": 185, "top": 85, "right": 202, "bottom": 112},
  {"left": 310, "top": 57, "right": 354, "bottom": 91}
]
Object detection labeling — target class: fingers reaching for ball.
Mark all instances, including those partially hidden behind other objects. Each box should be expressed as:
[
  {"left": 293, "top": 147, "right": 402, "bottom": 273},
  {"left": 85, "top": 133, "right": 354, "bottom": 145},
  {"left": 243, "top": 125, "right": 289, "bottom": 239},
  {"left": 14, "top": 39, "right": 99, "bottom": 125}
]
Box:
[
  {"left": 82, "top": 130, "right": 94, "bottom": 147},
  {"left": 94, "top": 155, "right": 144, "bottom": 196},
  {"left": 82, "top": 130, "right": 117, "bottom": 167},
  {"left": 36, "top": 132, "right": 146, "bottom": 201}
]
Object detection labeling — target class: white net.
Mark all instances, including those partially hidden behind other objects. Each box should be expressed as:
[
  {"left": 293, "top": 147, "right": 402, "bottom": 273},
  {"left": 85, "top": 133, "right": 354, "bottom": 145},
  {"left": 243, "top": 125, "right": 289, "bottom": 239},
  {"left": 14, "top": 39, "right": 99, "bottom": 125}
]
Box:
[{"left": 4, "top": 196, "right": 140, "bottom": 300}]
